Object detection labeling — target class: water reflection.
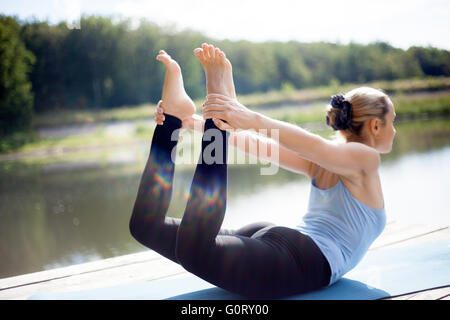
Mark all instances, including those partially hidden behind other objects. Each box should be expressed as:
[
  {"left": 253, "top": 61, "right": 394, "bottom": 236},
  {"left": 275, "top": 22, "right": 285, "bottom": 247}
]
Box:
[{"left": 1, "top": 117, "right": 449, "bottom": 279}]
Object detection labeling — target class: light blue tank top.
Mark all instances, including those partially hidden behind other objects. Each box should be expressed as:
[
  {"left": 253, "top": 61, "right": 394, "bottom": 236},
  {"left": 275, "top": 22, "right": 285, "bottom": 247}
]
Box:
[{"left": 296, "top": 167, "right": 386, "bottom": 286}]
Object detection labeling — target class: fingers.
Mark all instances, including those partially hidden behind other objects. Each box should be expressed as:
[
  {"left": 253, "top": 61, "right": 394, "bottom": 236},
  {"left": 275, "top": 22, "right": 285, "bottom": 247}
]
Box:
[
  {"left": 155, "top": 112, "right": 165, "bottom": 125},
  {"left": 204, "top": 97, "right": 227, "bottom": 105},
  {"left": 213, "top": 118, "right": 233, "bottom": 131},
  {"left": 155, "top": 100, "right": 165, "bottom": 125},
  {"left": 206, "top": 93, "right": 232, "bottom": 100},
  {"left": 202, "top": 102, "right": 229, "bottom": 118},
  {"left": 203, "top": 110, "right": 227, "bottom": 121},
  {"left": 202, "top": 104, "right": 226, "bottom": 114},
  {"left": 155, "top": 116, "right": 165, "bottom": 125}
]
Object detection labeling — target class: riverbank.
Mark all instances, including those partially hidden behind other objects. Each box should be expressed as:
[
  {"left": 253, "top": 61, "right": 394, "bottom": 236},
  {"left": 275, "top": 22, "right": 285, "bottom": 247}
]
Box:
[
  {"left": 30, "top": 76, "right": 450, "bottom": 128},
  {"left": 1, "top": 77, "right": 450, "bottom": 157}
]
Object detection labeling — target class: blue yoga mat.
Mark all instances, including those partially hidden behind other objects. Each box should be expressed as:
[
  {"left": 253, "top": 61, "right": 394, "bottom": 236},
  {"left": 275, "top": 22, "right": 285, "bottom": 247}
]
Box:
[{"left": 29, "top": 239, "right": 450, "bottom": 300}]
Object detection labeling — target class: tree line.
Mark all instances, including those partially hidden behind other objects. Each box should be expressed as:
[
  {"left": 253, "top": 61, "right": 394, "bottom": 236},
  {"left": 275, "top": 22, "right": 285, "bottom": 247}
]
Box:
[{"left": 1, "top": 14, "right": 450, "bottom": 137}]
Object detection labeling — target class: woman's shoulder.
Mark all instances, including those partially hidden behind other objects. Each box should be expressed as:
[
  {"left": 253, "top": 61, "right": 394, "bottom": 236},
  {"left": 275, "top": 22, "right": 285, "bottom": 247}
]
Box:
[
  {"left": 308, "top": 140, "right": 380, "bottom": 179},
  {"left": 309, "top": 162, "right": 385, "bottom": 210},
  {"left": 308, "top": 162, "right": 380, "bottom": 189}
]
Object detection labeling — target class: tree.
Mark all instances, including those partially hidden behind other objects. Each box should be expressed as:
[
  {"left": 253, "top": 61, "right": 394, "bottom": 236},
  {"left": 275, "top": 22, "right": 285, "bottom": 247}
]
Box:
[
  {"left": 0, "top": 15, "right": 35, "bottom": 137},
  {"left": 2, "top": 15, "right": 449, "bottom": 114}
]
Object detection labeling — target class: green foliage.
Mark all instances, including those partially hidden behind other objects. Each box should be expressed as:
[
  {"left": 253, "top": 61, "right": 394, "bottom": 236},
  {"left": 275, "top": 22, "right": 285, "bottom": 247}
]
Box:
[
  {"left": 2, "top": 15, "right": 450, "bottom": 120},
  {"left": 0, "top": 15, "right": 35, "bottom": 138},
  {"left": 280, "top": 82, "right": 296, "bottom": 94},
  {"left": 408, "top": 46, "right": 450, "bottom": 76}
]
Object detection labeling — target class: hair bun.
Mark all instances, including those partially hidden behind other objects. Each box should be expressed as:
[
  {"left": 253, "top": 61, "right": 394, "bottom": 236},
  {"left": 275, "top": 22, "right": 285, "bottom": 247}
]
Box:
[{"left": 326, "top": 94, "right": 353, "bottom": 130}]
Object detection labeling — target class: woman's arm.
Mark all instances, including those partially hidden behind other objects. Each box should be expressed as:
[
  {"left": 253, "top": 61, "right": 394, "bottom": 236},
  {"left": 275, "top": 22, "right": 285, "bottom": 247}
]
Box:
[
  {"left": 203, "top": 94, "right": 380, "bottom": 177},
  {"left": 228, "top": 129, "right": 313, "bottom": 176},
  {"left": 155, "top": 105, "right": 313, "bottom": 176},
  {"left": 251, "top": 112, "right": 380, "bottom": 177}
]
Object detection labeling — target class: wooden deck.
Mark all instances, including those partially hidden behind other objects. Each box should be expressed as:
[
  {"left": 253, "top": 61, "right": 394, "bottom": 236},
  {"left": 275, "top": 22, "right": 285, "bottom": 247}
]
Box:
[{"left": 0, "top": 220, "right": 449, "bottom": 300}]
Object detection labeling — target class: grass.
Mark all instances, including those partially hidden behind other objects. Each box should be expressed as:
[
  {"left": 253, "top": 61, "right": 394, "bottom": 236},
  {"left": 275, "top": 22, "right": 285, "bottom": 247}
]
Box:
[
  {"left": 2, "top": 77, "right": 450, "bottom": 156},
  {"left": 31, "top": 104, "right": 156, "bottom": 129},
  {"left": 30, "top": 76, "right": 450, "bottom": 128},
  {"left": 237, "top": 76, "right": 450, "bottom": 108},
  {"left": 260, "top": 95, "right": 450, "bottom": 125},
  {"left": 3, "top": 95, "right": 450, "bottom": 157},
  {"left": 391, "top": 95, "right": 450, "bottom": 116}
]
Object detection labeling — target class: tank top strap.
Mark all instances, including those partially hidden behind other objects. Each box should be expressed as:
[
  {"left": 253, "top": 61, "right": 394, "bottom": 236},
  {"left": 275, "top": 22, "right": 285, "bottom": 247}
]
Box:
[
  {"left": 313, "top": 165, "right": 342, "bottom": 186},
  {"left": 313, "top": 164, "right": 321, "bottom": 179}
]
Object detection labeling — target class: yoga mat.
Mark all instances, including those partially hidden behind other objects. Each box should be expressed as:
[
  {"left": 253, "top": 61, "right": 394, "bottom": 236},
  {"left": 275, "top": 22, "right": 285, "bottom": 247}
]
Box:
[{"left": 29, "top": 239, "right": 450, "bottom": 300}]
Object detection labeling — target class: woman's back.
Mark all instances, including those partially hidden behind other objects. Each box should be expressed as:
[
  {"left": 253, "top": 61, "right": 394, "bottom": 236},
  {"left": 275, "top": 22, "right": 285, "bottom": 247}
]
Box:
[
  {"left": 309, "top": 162, "right": 385, "bottom": 211},
  {"left": 297, "top": 162, "right": 387, "bottom": 285}
]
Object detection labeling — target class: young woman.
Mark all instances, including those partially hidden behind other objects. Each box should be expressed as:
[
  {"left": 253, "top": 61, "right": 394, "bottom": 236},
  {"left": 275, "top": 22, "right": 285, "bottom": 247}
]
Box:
[{"left": 130, "top": 43, "right": 396, "bottom": 298}]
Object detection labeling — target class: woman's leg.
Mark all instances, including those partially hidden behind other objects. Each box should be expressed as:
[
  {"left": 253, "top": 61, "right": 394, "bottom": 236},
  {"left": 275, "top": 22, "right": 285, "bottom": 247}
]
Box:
[
  {"left": 129, "top": 113, "right": 183, "bottom": 263},
  {"left": 129, "top": 49, "right": 195, "bottom": 263},
  {"left": 175, "top": 118, "right": 330, "bottom": 297},
  {"left": 175, "top": 43, "right": 239, "bottom": 257},
  {"left": 174, "top": 43, "right": 331, "bottom": 298},
  {"left": 129, "top": 114, "right": 274, "bottom": 263},
  {"left": 129, "top": 49, "right": 273, "bottom": 263}
]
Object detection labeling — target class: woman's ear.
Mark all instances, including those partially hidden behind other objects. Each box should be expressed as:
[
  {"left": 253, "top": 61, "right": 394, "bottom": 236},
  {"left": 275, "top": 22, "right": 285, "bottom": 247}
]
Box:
[{"left": 368, "top": 117, "right": 380, "bottom": 136}]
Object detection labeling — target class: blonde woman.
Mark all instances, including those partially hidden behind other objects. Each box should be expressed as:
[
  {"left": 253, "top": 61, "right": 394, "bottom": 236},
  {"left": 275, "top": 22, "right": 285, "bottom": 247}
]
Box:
[{"left": 130, "top": 43, "right": 396, "bottom": 298}]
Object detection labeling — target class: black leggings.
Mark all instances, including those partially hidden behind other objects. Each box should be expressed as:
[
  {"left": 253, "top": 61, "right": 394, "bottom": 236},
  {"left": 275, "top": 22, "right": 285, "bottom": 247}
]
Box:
[{"left": 129, "top": 115, "right": 331, "bottom": 298}]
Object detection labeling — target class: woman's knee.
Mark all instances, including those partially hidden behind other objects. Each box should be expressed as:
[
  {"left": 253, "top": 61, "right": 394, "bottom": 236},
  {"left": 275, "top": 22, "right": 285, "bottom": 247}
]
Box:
[
  {"left": 128, "top": 213, "right": 157, "bottom": 243},
  {"left": 175, "top": 229, "right": 214, "bottom": 273},
  {"left": 175, "top": 240, "right": 204, "bottom": 273},
  {"left": 129, "top": 215, "right": 150, "bottom": 245},
  {"left": 129, "top": 214, "right": 140, "bottom": 239}
]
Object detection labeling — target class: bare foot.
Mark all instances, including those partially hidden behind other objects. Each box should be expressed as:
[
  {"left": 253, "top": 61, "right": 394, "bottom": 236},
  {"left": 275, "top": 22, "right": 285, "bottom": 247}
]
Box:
[
  {"left": 193, "top": 43, "right": 236, "bottom": 99},
  {"left": 156, "top": 50, "right": 196, "bottom": 121}
]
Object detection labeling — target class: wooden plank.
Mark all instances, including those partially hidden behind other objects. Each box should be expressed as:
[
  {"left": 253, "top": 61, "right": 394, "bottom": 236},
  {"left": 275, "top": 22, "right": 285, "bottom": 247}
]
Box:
[
  {"left": 0, "top": 221, "right": 448, "bottom": 300},
  {"left": 369, "top": 222, "right": 449, "bottom": 250},
  {"left": 378, "top": 226, "right": 450, "bottom": 300},
  {"left": 0, "top": 257, "right": 188, "bottom": 300},
  {"left": 383, "top": 285, "right": 450, "bottom": 300},
  {"left": 0, "top": 249, "right": 162, "bottom": 290},
  {"left": 372, "top": 225, "right": 450, "bottom": 250}
]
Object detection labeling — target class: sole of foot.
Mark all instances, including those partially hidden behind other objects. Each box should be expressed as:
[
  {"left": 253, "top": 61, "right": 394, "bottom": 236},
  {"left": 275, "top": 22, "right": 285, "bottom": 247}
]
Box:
[
  {"left": 193, "top": 43, "right": 236, "bottom": 99},
  {"left": 156, "top": 50, "right": 196, "bottom": 121}
]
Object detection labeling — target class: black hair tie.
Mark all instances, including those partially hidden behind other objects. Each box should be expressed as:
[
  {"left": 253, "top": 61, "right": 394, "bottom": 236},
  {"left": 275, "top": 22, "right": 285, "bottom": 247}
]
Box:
[{"left": 326, "top": 94, "right": 353, "bottom": 130}]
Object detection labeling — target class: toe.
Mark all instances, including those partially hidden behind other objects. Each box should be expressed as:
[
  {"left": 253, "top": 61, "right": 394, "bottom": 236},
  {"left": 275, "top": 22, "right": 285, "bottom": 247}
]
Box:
[
  {"left": 156, "top": 53, "right": 181, "bottom": 72},
  {"left": 214, "top": 48, "right": 220, "bottom": 58},
  {"left": 215, "top": 49, "right": 226, "bottom": 64},
  {"left": 202, "top": 43, "right": 210, "bottom": 59},
  {"left": 200, "top": 48, "right": 208, "bottom": 61},
  {"left": 207, "top": 44, "right": 215, "bottom": 58},
  {"left": 156, "top": 53, "right": 170, "bottom": 64},
  {"left": 209, "top": 45, "right": 216, "bottom": 58},
  {"left": 217, "top": 50, "right": 225, "bottom": 63},
  {"left": 193, "top": 48, "right": 204, "bottom": 60}
]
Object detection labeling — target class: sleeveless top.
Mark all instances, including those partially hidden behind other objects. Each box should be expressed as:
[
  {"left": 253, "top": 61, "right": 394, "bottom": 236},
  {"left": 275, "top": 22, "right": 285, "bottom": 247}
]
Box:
[{"left": 295, "top": 166, "right": 386, "bottom": 286}]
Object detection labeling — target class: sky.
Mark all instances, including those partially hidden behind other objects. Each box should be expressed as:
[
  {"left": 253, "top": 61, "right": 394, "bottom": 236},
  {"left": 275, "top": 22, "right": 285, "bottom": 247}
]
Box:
[{"left": 1, "top": 0, "right": 450, "bottom": 50}]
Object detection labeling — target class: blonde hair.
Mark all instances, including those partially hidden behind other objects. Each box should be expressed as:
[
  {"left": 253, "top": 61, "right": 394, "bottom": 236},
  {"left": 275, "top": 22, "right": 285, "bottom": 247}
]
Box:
[{"left": 326, "top": 87, "right": 391, "bottom": 143}]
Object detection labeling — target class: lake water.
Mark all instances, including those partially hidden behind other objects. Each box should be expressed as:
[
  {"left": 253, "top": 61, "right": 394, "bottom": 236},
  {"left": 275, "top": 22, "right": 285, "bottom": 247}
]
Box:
[{"left": 1, "top": 117, "right": 449, "bottom": 279}]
